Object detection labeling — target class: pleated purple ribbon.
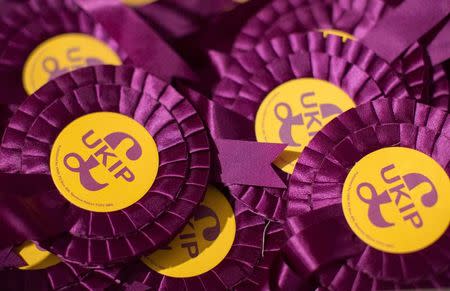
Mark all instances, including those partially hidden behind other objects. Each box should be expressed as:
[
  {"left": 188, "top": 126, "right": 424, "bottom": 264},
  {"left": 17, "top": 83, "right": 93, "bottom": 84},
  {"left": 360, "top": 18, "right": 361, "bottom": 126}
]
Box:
[
  {"left": 75, "top": 0, "right": 197, "bottom": 82},
  {"left": 0, "top": 65, "right": 211, "bottom": 267},
  {"left": 231, "top": 0, "right": 391, "bottom": 55},
  {"left": 362, "top": 0, "right": 449, "bottom": 62},
  {"left": 0, "top": 64, "right": 289, "bottom": 269},
  {"left": 117, "top": 199, "right": 285, "bottom": 291},
  {"left": 210, "top": 31, "right": 409, "bottom": 221},
  {"left": 267, "top": 97, "right": 450, "bottom": 290}
]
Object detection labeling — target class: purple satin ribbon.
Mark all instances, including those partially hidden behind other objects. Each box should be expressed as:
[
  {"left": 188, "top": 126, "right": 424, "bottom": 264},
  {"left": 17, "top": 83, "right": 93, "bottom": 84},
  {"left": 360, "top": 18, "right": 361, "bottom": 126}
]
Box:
[
  {"left": 426, "top": 18, "right": 450, "bottom": 65},
  {"left": 177, "top": 83, "right": 288, "bottom": 189},
  {"left": 214, "top": 139, "right": 287, "bottom": 188},
  {"left": 75, "top": 0, "right": 197, "bottom": 82},
  {"left": 362, "top": 0, "right": 450, "bottom": 62}
]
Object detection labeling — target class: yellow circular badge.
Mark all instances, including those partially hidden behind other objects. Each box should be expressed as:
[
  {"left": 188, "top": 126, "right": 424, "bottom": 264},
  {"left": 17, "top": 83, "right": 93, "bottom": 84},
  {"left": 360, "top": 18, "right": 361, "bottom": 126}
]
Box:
[
  {"left": 23, "top": 33, "right": 122, "bottom": 95},
  {"left": 342, "top": 147, "right": 450, "bottom": 254},
  {"left": 141, "top": 185, "right": 236, "bottom": 278},
  {"left": 319, "top": 29, "right": 356, "bottom": 42},
  {"left": 255, "top": 78, "right": 355, "bottom": 174},
  {"left": 122, "top": 0, "right": 157, "bottom": 6},
  {"left": 15, "top": 241, "right": 60, "bottom": 270},
  {"left": 50, "top": 112, "right": 159, "bottom": 213}
]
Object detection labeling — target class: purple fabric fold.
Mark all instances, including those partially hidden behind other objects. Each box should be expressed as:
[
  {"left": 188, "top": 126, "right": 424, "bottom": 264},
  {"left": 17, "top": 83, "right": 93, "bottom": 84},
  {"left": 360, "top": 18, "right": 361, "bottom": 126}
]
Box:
[
  {"left": 232, "top": 0, "right": 390, "bottom": 55},
  {"left": 0, "top": 261, "right": 121, "bottom": 291},
  {"left": 117, "top": 200, "right": 281, "bottom": 290},
  {"left": 362, "top": 0, "right": 450, "bottom": 62},
  {"left": 272, "top": 97, "right": 450, "bottom": 290},
  {"left": 210, "top": 31, "right": 409, "bottom": 221},
  {"left": 214, "top": 139, "right": 287, "bottom": 188},
  {"left": 0, "top": 65, "right": 211, "bottom": 267},
  {"left": 426, "top": 18, "right": 450, "bottom": 66},
  {"left": 75, "top": 0, "right": 197, "bottom": 82}
]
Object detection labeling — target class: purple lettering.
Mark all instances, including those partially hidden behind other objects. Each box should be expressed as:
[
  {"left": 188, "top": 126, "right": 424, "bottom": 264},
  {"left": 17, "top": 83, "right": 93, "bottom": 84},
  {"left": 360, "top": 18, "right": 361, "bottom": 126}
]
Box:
[
  {"left": 381, "top": 164, "right": 400, "bottom": 184},
  {"left": 300, "top": 92, "right": 316, "bottom": 108},
  {"left": 304, "top": 111, "right": 321, "bottom": 129},
  {"left": 114, "top": 167, "right": 135, "bottom": 182},
  {"left": 82, "top": 130, "right": 102, "bottom": 149},
  {"left": 181, "top": 241, "right": 199, "bottom": 258},
  {"left": 94, "top": 145, "right": 117, "bottom": 167},
  {"left": 389, "top": 183, "right": 411, "bottom": 206},
  {"left": 403, "top": 211, "right": 423, "bottom": 228}
]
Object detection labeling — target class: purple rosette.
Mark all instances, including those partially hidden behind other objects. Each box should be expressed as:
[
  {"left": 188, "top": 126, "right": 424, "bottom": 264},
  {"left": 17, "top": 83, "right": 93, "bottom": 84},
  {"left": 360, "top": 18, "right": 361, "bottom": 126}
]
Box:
[
  {"left": 211, "top": 32, "right": 408, "bottom": 221},
  {"left": 116, "top": 195, "right": 285, "bottom": 290},
  {"left": 0, "top": 0, "right": 127, "bottom": 123},
  {"left": 273, "top": 97, "right": 450, "bottom": 289},
  {"left": 0, "top": 65, "right": 210, "bottom": 267},
  {"left": 287, "top": 97, "right": 449, "bottom": 215},
  {"left": 231, "top": 0, "right": 391, "bottom": 55}
]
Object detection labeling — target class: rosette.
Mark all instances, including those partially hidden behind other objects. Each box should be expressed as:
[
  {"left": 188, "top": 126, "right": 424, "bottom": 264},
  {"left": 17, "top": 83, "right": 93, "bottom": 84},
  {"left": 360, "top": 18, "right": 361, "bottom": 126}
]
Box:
[
  {"left": 232, "top": 0, "right": 390, "bottom": 54},
  {"left": 212, "top": 32, "right": 408, "bottom": 221},
  {"left": 116, "top": 185, "right": 284, "bottom": 290},
  {"left": 0, "top": 0, "right": 195, "bottom": 134},
  {"left": 274, "top": 97, "right": 450, "bottom": 289},
  {"left": 0, "top": 243, "right": 120, "bottom": 290},
  {"left": 0, "top": 65, "right": 210, "bottom": 267}
]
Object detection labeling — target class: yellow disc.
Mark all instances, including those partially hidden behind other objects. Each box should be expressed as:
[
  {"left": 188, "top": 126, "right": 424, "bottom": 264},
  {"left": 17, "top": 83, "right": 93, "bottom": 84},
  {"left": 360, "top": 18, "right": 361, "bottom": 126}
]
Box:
[
  {"left": 319, "top": 29, "right": 356, "bottom": 42},
  {"left": 15, "top": 241, "right": 60, "bottom": 270},
  {"left": 50, "top": 112, "right": 159, "bottom": 212},
  {"left": 342, "top": 147, "right": 450, "bottom": 254},
  {"left": 255, "top": 78, "right": 355, "bottom": 174},
  {"left": 122, "top": 0, "right": 158, "bottom": 6},
  {"left": 141, "top": 185, "right": 236, "bottom": 278},
  {"left": 23, "top": 33, "right": 122, "bottom": 95}
]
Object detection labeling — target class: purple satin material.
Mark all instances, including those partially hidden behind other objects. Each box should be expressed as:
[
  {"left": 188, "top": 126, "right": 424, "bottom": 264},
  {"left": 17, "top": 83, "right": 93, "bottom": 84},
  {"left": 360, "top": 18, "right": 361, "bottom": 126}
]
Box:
[
  {"left": 426, "top": 18, "right": 450, "bottom": 66},
  {"left": 214, "top": 139, "right": 287, "bottom": 188},
  {"left": 117, "top": 200, "right": 284, "bottom": 290},
  {"left": 0, "top": 247, "right": 26, "bottom": 268},
  {"left": 362, "top": 0, "right": 450, "bottom": 62},
  {"left": 273, "top": 98, "right": 450, "bottom": 290},
  {"left": 75, "top": 0, "right": 197, "bottom": 82},
  {"left": 132, "top": 0, "right": 236, "bottom": 41},
  {"left": 0, "top": 262, "right": 121, "bottom": 291},
  {"left": 232, "top": 0, "right": 389, "bottom": 55},
  {"left": 0, "top": 65, "right": 211, "bottom": 267},
  {"left": 211, "top": 31, "right": 409, "bottom": 221},
  {"left": 176, "top": 84, "right": 289, "bottom": 189}
]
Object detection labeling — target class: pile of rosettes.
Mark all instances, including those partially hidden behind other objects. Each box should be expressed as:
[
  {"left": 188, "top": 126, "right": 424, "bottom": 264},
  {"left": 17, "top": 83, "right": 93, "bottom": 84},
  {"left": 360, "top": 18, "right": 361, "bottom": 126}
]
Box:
[{"left": 0, "top": 0, "right": 448, "bottom": 290}]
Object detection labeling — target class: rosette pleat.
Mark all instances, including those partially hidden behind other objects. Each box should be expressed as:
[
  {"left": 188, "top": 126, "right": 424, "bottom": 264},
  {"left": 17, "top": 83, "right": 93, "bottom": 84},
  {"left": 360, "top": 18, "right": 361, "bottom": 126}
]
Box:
[
  {"left": 234, "top": 221, "right": 286, "bottom": 290},
  {"left": 232, "top": 0, "right": 389, "bottom": 55},
  {"left": 0, "top": 65, "right": 210, "bottom": 267},
  {"left": 0, "top": 262, "right": 120, "bottom": 290},
  {"left": 212, "top": 33, "right": 408, "bottom": 220},
  {"left": 117, "top": 200, "right": 283, "bottom": 290},
  {"left": 279, "top": 97, "right": 449, "bottom": 289},
  {"left": 287, "top": 97, "right": 449, "bottom": 216},
  {"left": 0, "top": 0, "right": 127, "bottom": 131}
]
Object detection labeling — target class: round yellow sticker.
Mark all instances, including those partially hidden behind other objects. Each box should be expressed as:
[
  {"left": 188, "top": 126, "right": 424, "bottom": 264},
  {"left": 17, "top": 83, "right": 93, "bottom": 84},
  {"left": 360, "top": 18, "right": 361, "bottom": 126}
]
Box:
[
  {"left": 50, "top": 112, "right": 159, "bottom": 213},
  {"left": 319, "top": 29, "right": 356, "bottom": 42},
  {"left": 141, "top": 185, "right": 236, "bottom": 278},
  {"left": 23, "top": 33, "right": 122, "bottom": 95},
  {"left": 342, "top": 147, "right": 450, "bottom": 254},
  {"left": 255, "top": 78, "right": 355, "bottom": 174},
  {"left": 15, "top": 241, "right": 60, "bottom": 270},
  {"left": 122, "top": 0, "right": 157, "bottom": 6}
]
